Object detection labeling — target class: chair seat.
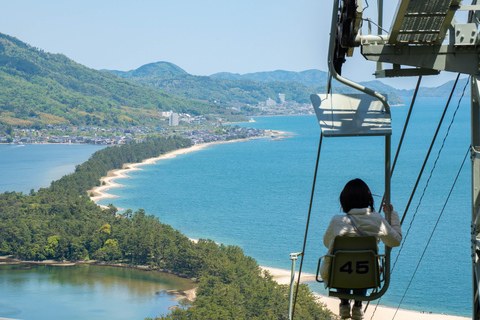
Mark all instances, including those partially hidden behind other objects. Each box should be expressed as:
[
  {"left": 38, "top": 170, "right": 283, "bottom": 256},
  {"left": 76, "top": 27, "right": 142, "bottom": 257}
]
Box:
[{"left": 316, "top": 236, "right": 385, "bottom": 300}]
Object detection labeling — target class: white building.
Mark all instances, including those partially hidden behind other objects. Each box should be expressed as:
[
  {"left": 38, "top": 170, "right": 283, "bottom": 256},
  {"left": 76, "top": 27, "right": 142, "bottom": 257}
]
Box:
[
  {"left": 278, "top": 93, "right": 285, "bottom": 104},
  {"left": 161, "top": 110, "right": 174, "bottom": 117},
  {"left": 266, "top": 98, "right": 277, "bottom": 107},
  {"left": 169, "top": 113, "right": 179, "bottom": 126}
]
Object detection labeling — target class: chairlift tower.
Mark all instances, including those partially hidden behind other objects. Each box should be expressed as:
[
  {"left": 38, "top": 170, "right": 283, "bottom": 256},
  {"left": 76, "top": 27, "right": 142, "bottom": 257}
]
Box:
[{"left": 337, "top": 0, "right": 480, "bottom": 318}]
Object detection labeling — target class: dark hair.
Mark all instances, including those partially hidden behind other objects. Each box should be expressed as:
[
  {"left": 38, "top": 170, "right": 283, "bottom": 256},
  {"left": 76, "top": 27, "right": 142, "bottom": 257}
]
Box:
[{"left": 339, "top": 178, "right": 374, "bottom": 213}]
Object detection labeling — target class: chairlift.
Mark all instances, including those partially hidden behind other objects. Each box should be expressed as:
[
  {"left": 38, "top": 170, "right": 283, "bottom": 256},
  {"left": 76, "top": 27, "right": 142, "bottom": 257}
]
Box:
[
  {"left": 289, "top": 1, "right": 393, "bottom": 316},
  {"left": 315, "top": 236, "right": 387, "bottom": 301},
  {"left": 310, "top": 91, "right": 393, "bottom": 302}
]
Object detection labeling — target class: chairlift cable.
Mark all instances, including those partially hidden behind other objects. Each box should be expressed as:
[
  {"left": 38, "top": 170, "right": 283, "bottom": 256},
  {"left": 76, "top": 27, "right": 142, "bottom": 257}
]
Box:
[
  {"left": 291, "top": 133, "right": 324, "bottom": 320},
  {"left": 376, "top": 76, "right": 422, "bottom": 214},
  {"left": 391, "top": 146, "right": 470, "bottom": 320},
  {"left": 399, "top": 73, "right": 462, "bottom": 225},
  {"left": 394, "top": 75, "right": 467, "bottom": 273},
  {"left": 361, "top": 18, "right": 389, "bottom": 34},
  {"left": 369, "top": 75, "right": 469, "bottom": 319}
]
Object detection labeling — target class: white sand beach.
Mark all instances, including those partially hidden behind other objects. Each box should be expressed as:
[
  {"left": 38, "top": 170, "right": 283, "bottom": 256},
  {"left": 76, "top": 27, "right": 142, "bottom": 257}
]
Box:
[
  {"left": 262, "top": 266, "right": 469, "bottom": 320},
  {"left": 89, "top": 139, "right": 470, "bottom": 320}
]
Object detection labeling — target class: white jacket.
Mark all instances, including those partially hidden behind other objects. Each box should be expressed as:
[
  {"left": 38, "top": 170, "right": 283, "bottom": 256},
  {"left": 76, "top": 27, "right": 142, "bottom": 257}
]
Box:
[{"left": 320, "top": 207, "right": 402, "bottom": 281}]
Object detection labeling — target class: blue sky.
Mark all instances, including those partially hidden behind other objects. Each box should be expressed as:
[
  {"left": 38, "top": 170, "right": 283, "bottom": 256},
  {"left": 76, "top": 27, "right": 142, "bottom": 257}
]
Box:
[{"left": 0, "top": 0, "right": 461, "bottom": 89}]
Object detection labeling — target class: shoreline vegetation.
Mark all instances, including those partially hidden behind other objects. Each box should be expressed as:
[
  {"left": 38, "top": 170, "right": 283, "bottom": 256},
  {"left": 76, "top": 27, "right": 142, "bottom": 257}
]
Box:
[{"left": 86, "top": 136, "right": 469, "bottom": 320}]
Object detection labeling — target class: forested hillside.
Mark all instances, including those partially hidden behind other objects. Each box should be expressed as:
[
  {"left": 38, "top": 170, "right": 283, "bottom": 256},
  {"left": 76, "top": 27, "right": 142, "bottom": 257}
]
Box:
[
  {"left": 210, "top": 69, "right": 329, "bottom": 87},
  {"left": 107, "top": 61, "right": 404, "bottom": 106},
  {"left": 0, "top": 33, "right": 240, "bottom": 132},
  {"left": 0, "top": 136, "right": 333, "bottom": 320}
]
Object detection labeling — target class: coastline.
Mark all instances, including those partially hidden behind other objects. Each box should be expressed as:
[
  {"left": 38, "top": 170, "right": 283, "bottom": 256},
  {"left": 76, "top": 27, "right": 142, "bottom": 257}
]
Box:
[{"left": 87, "top": 135, "right": 469, "bottom": 320}]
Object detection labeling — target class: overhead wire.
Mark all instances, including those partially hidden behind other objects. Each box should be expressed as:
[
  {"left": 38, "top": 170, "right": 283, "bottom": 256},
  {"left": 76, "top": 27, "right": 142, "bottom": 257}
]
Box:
[
  {"left": 392, "top": 146, "right": 470, "bottom": 320},
  {"left": 369, "top": 75, "right": 469, "bottom": 319},
  {"left": 399, "top": 73, "right": 463, "bottom": 225},
  {"left": 393, "top": 74, "right": 466, "bottom": 274}
]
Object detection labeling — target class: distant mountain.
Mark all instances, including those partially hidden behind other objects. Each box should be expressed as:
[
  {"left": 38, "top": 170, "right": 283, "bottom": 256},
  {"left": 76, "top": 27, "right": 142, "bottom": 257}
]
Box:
[
  {"left": 405, "top": 77, "right": 469, "bottom": 97},
  {"left": 211, "top": 69, "right": 472, "bottom": 100},
  {"left": 210, "top": 69, "right": 329, "bottom": 87},
  {"left": 0, "top": 34, "right": 234, "bottom": 131},
  {"left": 108, "top": 63, "right": 403, "bottom": 106},
  {"left": 105, "top": 61, "right": 188, "bottom": 79}
]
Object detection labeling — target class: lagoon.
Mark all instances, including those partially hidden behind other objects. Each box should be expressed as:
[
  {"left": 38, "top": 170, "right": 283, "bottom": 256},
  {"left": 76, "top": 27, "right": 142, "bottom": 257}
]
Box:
[{"left": 0, "top": 263, "right": 194, "bottom": 320}]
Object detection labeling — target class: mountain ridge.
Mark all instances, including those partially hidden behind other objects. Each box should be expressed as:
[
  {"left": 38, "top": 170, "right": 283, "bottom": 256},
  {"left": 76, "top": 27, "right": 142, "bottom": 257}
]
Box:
[
  {"left": 0, "top": 33, "right": 240, "bottom": 131},
  {"left": 107, "top": 61, "right": 466, "bottom": 104},
  {"left": 105, "top": 61, "right": 403, "bottom": 105},
  {"left": 210, "top": 69, "right": 329, "bottom": 87}
]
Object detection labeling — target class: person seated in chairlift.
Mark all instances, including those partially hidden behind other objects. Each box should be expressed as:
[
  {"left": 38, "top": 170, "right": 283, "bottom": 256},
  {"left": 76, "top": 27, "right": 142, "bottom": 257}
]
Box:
[{"left": 320, "top": 178, "right": 402, "bottom": 320}]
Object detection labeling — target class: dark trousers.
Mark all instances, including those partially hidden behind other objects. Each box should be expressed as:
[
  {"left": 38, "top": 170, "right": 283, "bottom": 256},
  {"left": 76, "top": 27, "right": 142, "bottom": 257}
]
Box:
[{"left": 337, "top": 289, "right": 367, "bottom": 305}]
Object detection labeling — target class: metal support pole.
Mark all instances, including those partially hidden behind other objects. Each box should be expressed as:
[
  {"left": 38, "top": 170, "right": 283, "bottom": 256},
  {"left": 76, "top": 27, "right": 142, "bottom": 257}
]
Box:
[
  {"left": 385, "top": 134, "right": 391, "bottom": 222},
  {"left": 471, "top": 75, "right": 480, "bottom": 320},
  {"left": 376, "top": 0, "right": 384, "bottom": 72},
  {"left": 288, "top": 252, "right": 302, "bottom": 320},
  {"left": 383, "top": 133, "right": 392, "bottom": 295},
  {"left": 327, "top": 0, "right": 391, "bottom": 114}
]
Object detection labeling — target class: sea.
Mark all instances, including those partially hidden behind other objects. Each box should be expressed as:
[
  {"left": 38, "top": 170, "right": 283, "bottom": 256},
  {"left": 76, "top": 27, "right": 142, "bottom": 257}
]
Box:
[{"left": 0, "top": 95, "right": 474, "bottom": 318}]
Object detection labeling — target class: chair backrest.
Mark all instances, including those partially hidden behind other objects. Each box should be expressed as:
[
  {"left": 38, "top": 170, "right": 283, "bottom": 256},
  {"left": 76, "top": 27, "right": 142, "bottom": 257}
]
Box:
[
  {"left": 329, "top": 236, "right": 380, "bottom": 289},
  {"left": 332, "top": 235, "right": 378, "bottom": 252}
]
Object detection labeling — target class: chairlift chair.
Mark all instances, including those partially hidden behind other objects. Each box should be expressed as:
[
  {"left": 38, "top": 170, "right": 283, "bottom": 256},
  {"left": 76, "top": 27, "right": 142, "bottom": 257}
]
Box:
[
  {"left": 309, "top": 92, "right": 393, "bottom": 302},
  {"left": 289, "top": 0, "right": 394, "bottom": 317},
  {"left": 316, "top": 236, "right": 386, "bottom": 301}
]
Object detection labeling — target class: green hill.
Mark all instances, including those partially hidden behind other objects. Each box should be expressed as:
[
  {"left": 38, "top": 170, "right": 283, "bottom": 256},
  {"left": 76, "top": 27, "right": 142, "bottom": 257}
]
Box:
[
  {"left": 107, "top": 61, "right": 188, "bottom": 78},
  {"left": 0, "top": 33, "right": 240, "bottom": 131}
]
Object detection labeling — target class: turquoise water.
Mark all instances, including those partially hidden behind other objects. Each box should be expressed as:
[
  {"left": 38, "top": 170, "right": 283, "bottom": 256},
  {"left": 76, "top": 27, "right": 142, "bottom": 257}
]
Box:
[
  {"left": 0, "top": 263, "right": 194, "bottom": 320},
  {"left": 0, "top": 144, "right": 105, "bottom": 194},
  {"left": 99, "top": 96, "right": 472, "bottom": 317}
]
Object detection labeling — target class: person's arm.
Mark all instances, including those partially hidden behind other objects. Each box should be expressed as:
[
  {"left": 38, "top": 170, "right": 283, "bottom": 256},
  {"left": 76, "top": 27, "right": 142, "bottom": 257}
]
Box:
[
  {"left": 323, "top": 218, "right": 335, "bottom": 249},
  {"left": 380, "top": 204, "right": 402, "bottom": 247}
]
